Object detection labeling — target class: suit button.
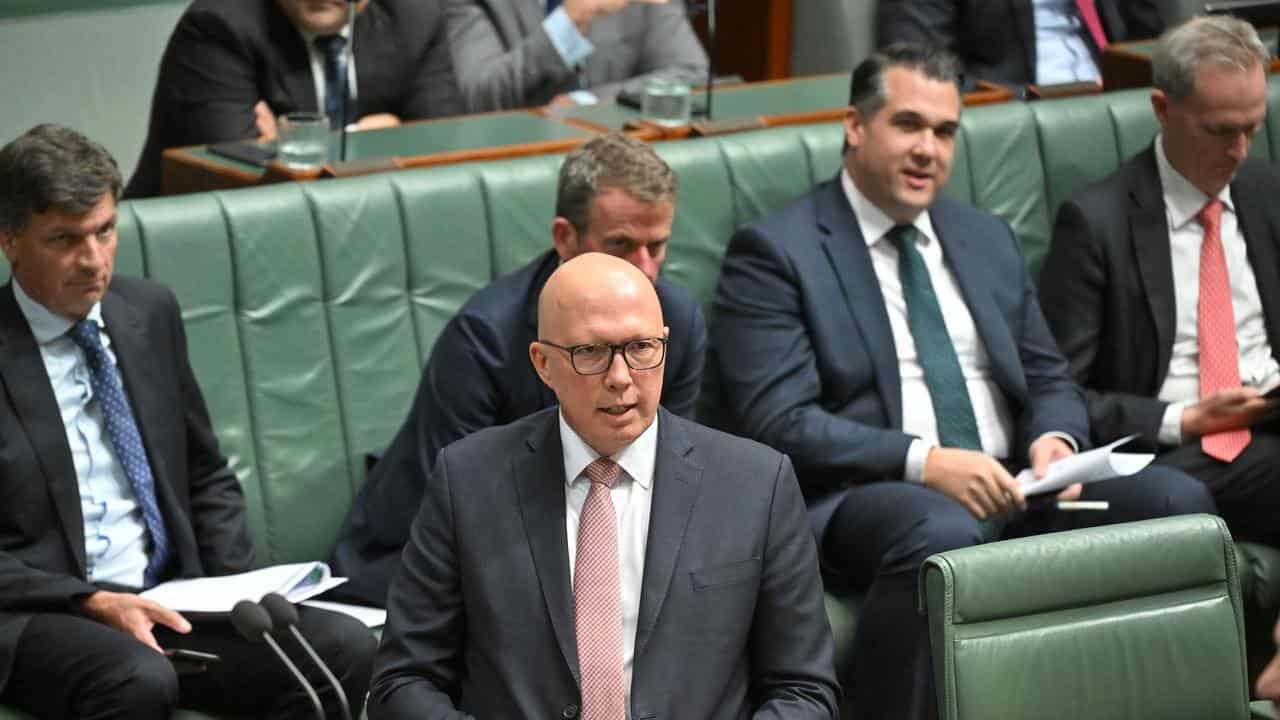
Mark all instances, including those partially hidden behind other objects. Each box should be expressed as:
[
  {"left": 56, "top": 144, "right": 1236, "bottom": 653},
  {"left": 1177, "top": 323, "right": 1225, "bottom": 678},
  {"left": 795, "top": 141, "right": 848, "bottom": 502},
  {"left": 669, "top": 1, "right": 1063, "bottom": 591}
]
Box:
[{"left": 561, "top": 704, "right": 579, "bottom": 718}]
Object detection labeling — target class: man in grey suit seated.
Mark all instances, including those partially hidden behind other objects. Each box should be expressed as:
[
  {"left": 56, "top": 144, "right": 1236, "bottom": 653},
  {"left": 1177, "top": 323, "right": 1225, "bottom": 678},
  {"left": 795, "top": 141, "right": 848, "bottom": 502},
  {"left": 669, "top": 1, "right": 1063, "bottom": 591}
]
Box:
[
  {"left": 368, "top": 253, "right": 838, "bottom": 719},
  {"left": 446, "top": 0, "right": 708, "bottom": 111}
]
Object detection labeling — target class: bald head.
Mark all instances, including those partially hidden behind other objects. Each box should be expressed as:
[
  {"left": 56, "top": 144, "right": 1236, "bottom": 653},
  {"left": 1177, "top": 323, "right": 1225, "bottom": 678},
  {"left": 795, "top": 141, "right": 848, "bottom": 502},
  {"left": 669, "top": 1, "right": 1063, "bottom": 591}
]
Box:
[
  {"left": 538, "top": 253, "right": 663, "bottom": 338},
  {"left": 531, "top": 252, "right": 668, "bottom": 457}
]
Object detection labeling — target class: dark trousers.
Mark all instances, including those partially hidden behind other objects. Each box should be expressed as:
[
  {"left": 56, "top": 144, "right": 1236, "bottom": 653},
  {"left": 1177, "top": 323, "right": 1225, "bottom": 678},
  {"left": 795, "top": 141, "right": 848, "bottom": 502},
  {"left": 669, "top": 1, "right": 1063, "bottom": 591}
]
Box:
[
  {"left": 822, "top": 465, "right": 1215, "bottom": 720},
  {"left": 1156, "top": 430, "right": 1280, "bottom": 546},
  {"left": 1, "top": 605, "right": 376, "bottom": 719}
]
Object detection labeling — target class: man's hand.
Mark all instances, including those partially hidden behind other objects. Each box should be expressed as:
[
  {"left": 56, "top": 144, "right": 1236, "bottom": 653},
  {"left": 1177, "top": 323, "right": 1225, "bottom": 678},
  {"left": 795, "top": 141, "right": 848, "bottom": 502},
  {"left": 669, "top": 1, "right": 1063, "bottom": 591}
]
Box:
[
  {"left": 922, "top": 447, "right": 1026, "bottom": 519},
  {"left": 80, "top": 591, "right": 191, "bottom": 653},
  {"left": 254, "top": 101, "right": 278, "bottom": 142},
  {"left": 1182, "top": 387, "right": 1276, "bottom": 438},
  {"left": 354, "top": 113, "right": 401, "bottom": 131},
  {"left": 562, "top": 0, "right": 667, "bottom": 33},
  {"left": 1028, "top": 435, "right": 1082, "bottom": 501}
]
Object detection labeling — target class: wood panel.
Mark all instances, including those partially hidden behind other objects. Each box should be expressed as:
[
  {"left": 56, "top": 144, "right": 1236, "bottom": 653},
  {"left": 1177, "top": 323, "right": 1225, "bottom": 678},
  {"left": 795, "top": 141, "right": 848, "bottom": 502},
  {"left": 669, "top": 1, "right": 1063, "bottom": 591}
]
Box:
[{"left": 690, "top": 0, "right": 793, "bottom": 82}]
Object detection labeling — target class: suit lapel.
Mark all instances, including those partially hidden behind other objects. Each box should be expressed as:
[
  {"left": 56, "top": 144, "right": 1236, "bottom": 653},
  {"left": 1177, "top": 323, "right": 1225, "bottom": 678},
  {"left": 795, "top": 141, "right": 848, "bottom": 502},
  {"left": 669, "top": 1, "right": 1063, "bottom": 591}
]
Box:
[
  {"left": 1128, "top": 148, "right": 1177, "bottom": 379},
  {"left": 634, "top": 409, "right": 701, "bottom": 661},
  {"left": 507, "top": 0, "right": 544, "bottom": 38},
  {"left": 0, "top": 284, "right": 86, "bottom": 576},
  {"left": 930, "top": 203, "right": 1022, "bottom": 394},
  {"left": 267, "top": 1, "right": 320, "bottom": 113},
  {"left": 1232, "top": 169, "right": 1280, "bottom": 355},
  {"left": 513, "top": 413, "right": 578, "bottom": 681},
  {"left": 1012, "top": 0, "right": 1037, "bottom": 80},
  {"left": 816, "top": 179, "right": 904, "bottom": 428}
]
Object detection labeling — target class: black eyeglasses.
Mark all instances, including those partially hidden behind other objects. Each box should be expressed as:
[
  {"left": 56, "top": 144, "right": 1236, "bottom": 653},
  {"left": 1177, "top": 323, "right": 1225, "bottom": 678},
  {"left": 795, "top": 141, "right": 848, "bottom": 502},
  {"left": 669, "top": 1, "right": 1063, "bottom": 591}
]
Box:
[{"left": 537, "top": 337, "right": 668, "bottom": 375}]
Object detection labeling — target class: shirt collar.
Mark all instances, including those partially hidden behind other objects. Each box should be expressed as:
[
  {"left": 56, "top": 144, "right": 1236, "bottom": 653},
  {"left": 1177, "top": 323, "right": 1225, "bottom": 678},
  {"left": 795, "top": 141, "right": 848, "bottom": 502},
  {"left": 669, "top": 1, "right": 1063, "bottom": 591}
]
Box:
[
  {"left": 11, "top": 277, "right": 104, "bottom": 345},
  {"left": 1155, "top": 132, "right": 1235, "bottom": 231},
  {"left": 297, "top": 22, "right": 352, "bottom": 51},
  {"left": 559, "top": 409, "right": 658, "bottom": 491},
  {"left": 841, "top": 169, "right": 940, "bottom": 249}
]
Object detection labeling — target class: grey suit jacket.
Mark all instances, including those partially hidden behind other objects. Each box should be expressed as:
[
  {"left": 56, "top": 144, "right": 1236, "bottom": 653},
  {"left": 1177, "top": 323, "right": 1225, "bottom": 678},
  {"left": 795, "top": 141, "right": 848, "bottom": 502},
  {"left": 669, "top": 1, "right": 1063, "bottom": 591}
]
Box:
[
  {"left": 446, "top": 0, "right": 708, "bottom": 111},
  {"left": 367, "top": 407, "right": 838, "bottom": 719}
]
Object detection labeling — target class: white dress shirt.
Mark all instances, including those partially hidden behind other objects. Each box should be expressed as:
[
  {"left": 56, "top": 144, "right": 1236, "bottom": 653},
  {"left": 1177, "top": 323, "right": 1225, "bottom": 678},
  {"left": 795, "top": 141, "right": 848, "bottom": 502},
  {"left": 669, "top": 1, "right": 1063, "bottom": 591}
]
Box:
[
  {"left": 1154, "top": 135, "right": 1279, "bottom": 445},
  {"left": 13, "top": 280, "right": 149, "bottom": 588},
  {"left": 297, "top": 24, "right": 358, "bottom": 121},
  {"left": 841, "top": 170, "right": 1015, "bottom": 482},
  {"left": 1032, "top": 0, "right": 1101, "bottom": 84},
  {"left": 560, "top": 410, "right": 656, "bottom": 712}
]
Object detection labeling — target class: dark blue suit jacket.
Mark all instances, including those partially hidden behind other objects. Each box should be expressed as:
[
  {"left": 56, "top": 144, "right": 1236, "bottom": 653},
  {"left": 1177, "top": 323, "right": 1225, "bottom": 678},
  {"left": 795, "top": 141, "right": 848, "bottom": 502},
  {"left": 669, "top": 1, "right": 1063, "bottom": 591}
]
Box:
[
  {"left": 711, "top": 178, "right": 1089, "bottom": 541},
  {"left": 367, "top": 407, "right": 838, "bottom": 719},
  {"left": 332, "top": 250, "right": 706, "bottom": 605}
]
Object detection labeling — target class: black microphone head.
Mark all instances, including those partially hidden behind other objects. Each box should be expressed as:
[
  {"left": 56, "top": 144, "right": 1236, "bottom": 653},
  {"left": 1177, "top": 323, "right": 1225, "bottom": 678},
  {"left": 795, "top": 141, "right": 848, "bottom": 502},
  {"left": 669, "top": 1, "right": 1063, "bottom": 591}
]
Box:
[
  {"left": 230, "top": 599, "right": 273, "bottom": 640},
  {"left": 260, "top": 592, "right": 301, "bottom": 628}
]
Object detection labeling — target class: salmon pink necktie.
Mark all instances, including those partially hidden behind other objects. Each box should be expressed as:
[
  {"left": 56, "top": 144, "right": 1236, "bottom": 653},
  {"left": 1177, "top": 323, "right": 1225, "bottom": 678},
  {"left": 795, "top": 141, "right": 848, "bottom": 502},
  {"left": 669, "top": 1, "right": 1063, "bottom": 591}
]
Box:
[
  {"left": 1197, "top": 199, "right": 1251, "bottom": 462},
  {"left": 1075, "top": 0, "right": 1109, "bottom": 51},
  {"left": 575, "top": 457, "right": 626, "bottom": 720}
]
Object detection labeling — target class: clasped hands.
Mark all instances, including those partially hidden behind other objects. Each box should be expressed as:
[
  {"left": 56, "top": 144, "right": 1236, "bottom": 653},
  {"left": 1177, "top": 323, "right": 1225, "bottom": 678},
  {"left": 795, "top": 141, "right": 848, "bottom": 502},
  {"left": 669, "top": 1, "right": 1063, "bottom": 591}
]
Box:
[{"left": 922, "top": 436, "right": 1081, "bottom": 520}]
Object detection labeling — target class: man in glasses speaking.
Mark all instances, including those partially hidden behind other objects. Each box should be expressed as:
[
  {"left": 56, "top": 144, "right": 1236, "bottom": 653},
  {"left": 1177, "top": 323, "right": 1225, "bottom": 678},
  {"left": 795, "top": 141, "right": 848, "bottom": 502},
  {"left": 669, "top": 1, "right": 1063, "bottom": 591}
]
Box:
[
  {"left": 368, "top": 252, "right": 838, "bottom": 719},
  {"left": 331, "top": 132, "right": 706, "bottom": 606}
]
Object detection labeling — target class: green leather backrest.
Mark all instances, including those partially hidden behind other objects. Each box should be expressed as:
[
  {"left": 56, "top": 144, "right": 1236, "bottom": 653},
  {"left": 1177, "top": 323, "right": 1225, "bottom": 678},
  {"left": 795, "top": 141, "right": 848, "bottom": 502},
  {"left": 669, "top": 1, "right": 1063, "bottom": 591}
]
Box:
[{"left": 922, "top": 515, "right": 1249, "bottom": 720}]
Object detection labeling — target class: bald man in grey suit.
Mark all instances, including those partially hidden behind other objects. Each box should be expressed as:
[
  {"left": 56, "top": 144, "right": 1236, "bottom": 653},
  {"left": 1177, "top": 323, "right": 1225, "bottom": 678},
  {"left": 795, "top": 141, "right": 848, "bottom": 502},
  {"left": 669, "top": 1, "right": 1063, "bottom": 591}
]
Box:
[{"left": 446, "top": 0, "right": 707, "bottom": 111}]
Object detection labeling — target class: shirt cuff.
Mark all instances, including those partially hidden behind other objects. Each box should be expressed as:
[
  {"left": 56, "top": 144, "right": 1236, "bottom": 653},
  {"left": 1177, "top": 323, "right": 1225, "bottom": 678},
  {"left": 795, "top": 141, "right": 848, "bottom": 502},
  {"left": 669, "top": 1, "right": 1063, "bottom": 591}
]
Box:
[
  {"left": 904, "top": 438, "right": 933, "bottom": 484},
  {"left": 1035, "top": 431, "right": 1079, "bottom": 454},
  {"left": 1159, "top": 401, "right": 1186, "bottom": 446},
  {"left": 567, "top": 90, "right": 599, "bottom": 105},
  {"left": 543, "top": 8, "right": 595, "bottom": 70}
]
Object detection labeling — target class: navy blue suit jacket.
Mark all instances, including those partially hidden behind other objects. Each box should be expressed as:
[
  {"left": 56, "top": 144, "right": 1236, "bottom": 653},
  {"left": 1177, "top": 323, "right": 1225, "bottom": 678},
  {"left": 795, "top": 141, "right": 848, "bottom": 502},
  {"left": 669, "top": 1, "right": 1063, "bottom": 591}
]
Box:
[
  {"left": 332, "top": 250, "right": 706, "bottom": 605},
  {"left": 367, "top": 407, "right": 838, "bottom": 719},
  {"left": 711, "top": 178, "right": 1089, "bottom": 540}
]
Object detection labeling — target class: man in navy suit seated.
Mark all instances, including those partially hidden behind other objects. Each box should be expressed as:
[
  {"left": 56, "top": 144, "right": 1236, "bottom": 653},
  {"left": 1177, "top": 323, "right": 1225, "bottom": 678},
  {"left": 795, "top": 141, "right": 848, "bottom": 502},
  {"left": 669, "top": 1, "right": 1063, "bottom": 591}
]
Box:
[
  {"left": 332, "top": 132, "right": 706, "bottom": 606},
  {"left": 711, "top": 43, "right": 1215, "bottom": 719}
]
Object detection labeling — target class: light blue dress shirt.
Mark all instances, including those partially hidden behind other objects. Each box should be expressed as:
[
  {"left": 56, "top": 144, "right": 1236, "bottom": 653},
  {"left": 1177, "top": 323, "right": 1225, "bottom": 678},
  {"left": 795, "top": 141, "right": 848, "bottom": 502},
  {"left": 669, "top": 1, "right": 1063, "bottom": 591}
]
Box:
[
  {"left": 541, "top": 1, "right": 599, "bottom": 103},
  {"left": 13, "top": 280, "right": 149, "bottom": 588},
  {"left": 1033, "top": 0, "right": 1101, "bottom": 84}
]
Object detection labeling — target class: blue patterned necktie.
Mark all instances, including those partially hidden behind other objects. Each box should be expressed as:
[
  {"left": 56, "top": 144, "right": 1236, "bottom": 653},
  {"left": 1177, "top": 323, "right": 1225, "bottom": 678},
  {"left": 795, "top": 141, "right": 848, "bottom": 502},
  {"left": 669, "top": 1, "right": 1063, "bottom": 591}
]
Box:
[
  {"left": 314, "top": 34, "right": 349, "bottom": 130},
  {"left": 888, "top": 225, "right": 984, "bottom": 451},
  {"left": 68, "top": 320, "right": 171, "bottom": 587}
]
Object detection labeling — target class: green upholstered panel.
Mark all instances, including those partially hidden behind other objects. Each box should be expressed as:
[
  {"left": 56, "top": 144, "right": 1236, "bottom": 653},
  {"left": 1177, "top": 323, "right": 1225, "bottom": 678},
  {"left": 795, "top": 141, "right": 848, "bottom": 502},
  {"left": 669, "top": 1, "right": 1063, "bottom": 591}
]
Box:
[
  {"left": 949, "top": 588, "right": 1246, "bottom": 719},
  {"left": 478, "top": 154, "right": 562, "bottom": 277},
  {"left": 217, "top": 183, "right": 350, "bottom": 565},
  {"left": 1109, "top": 97, "right": 1161, "bottom": 163},
  {"left": 128, "top": 193, "right": 265, "bottom": 554},
  {"left": 304, "top": 178, "right": 419, "bottom": 488},
  {"left": 943, "top": 121, "right": 974, "bottom": 206},
  {"left": 1031, "top": 90, "right": 1137, "bottom": 228},
  {"left": 718, "top": 127, "right": 813, "bottom": 228},
  {"left": 800, "top": 124, "right": 845, "bottom": 184},
  {"left": 391, "top": 166, "right": 493, "bottom": 367},
  {"left": 955, "top": 102, "right": 1051, "bottom": 274},
  {"left": 1269, "top": 78, "right": 1280, "bottom": 162},
  {"left": 114, "top": 203, "right": 146, "bottom": 278},
  {"left": 654, "top": 138, "right": 736, "bottom": 312}
]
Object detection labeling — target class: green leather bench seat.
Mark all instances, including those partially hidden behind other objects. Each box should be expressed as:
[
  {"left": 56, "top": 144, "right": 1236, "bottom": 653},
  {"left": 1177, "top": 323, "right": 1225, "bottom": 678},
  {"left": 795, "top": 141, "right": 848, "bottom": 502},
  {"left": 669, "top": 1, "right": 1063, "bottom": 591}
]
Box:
[{"left": 2, "top": 80, "right": 1280, "bottom": 717}]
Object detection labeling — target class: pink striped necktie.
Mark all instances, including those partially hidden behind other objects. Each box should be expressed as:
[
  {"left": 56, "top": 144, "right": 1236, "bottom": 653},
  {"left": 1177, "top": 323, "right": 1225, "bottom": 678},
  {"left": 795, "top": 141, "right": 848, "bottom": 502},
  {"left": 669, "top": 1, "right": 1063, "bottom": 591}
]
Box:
[
  {"left": 1197, "top": 199, "right": 1251, "bottom": 462},
  {"left": 575, "top": 457, "right": 626, "bottom": 720},
  {"left": 1075, "top": 0, "right": 1109, "bottom": 51}
]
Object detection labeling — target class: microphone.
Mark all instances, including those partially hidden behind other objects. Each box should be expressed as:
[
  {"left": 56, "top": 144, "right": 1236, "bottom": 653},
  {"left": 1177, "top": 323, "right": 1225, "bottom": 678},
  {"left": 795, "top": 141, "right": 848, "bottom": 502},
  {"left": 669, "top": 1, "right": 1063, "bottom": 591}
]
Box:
[
  {"left": 260, "top": 593, "right": 352, "bottom": 720},
  {"left": 230, "top": 600, "right": 325, "bottom": 720},
  {"left": 339, "top": 0, "right": 359, "bottom": 162}
]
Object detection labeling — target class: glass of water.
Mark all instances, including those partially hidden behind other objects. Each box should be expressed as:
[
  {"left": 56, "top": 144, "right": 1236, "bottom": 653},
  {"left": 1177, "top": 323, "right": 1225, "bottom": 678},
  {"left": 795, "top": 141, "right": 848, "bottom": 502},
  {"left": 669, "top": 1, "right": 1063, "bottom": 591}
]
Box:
[
  {"left": 276, "top": 112, "right": 330, "bottom": 169},
  {"left": 641, "top": 76, "right": 692, "bottom": 128}
]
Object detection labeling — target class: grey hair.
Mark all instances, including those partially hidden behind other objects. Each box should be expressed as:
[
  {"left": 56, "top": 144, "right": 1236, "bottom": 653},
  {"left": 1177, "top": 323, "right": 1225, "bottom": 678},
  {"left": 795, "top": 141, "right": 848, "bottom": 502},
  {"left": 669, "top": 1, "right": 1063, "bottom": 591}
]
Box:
[
  {"left": 0, "top": 124, "right": 121, "bottom": 232},
  {"left": 554, "top": 132, "right": 677, "bottom": 235},
  {"left": 1152, "top": 15, "right": 1269, "bottom": 100}
]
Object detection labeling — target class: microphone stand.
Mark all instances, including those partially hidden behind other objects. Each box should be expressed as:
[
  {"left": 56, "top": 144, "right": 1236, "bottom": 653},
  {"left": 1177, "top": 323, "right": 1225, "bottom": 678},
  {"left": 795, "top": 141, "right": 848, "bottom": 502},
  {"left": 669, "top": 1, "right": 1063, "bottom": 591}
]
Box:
[
  {"left": 688, "top": 0, "right": 717, "bottom": 120},
  {"left": 339, "top": 0, "right": 358, "bottom": 162}
]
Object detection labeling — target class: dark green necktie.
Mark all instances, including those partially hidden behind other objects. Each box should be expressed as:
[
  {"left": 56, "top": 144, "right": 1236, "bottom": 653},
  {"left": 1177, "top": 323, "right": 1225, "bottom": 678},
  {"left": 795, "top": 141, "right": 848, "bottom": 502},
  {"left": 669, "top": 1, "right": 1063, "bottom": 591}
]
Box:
[{"left": 888, "top": 224, "right": 983, "bottom": 450}]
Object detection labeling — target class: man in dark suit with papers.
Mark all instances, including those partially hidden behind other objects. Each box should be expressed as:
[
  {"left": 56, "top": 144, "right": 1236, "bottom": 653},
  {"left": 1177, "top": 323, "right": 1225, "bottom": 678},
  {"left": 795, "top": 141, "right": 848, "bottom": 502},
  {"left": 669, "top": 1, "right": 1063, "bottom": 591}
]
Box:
[
  {"left": 711, "top": 44, "right": 1214, "bottom": 719},
  {"left": 369, "top": 252, "right": 837, "bottom": 718},
  {"left": 0, "top": 124, "right": 374, "bottom": 718},
  {"left": 1040, "top": 16, "right": 1280, "bottom": 547}
]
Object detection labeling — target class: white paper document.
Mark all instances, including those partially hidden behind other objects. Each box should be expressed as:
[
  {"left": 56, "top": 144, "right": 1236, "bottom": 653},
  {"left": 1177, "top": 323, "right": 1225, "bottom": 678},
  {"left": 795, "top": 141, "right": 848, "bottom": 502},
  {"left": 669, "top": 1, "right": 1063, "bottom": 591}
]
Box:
[
  {"left": 141, "top": 562, "right": 347, "bottom": 614},
  {"left": 301, "top": 599, "right": 387, "bottom": 628},
  {"left": 1016, "top": 435, "right": 1154, "bottom": 496}
]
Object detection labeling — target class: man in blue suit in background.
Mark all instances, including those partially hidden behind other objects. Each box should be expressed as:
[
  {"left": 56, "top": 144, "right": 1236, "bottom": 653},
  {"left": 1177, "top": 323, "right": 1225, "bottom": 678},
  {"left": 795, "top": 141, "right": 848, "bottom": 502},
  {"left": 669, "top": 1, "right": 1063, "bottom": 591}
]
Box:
[
  {"left": 711, "top": 44, "right": 1214, "bottom": 719},
  {"left": 332, "top": 132, "right": 706, "bottom": 606}
]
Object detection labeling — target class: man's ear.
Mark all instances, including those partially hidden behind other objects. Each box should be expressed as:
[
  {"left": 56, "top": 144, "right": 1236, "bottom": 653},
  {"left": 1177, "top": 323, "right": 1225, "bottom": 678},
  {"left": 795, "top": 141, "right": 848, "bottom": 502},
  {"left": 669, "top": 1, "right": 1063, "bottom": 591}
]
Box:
[
  {"left": 1151, "top": 89, "right": 1170, "bottom": 128},
  {"left": 529, "top": 341, "right": 553, "bottom": 388},
  {"left": 551, "top": 217, "right": 577, "bottom": 263},
  {"left": 843, "top": 108, "right": 863, "bottom": 153},
  {"left": 0, "top": 228, "right": 17, "bottom": 266}
]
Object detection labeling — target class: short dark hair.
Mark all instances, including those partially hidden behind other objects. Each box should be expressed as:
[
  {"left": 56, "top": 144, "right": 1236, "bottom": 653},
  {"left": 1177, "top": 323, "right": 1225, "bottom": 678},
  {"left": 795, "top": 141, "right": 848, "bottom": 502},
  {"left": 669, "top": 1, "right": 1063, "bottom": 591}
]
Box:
[
  {"left": 849, "top": 43, "right": 962, "bottom": 120},
  {"left": 0, "top": 124, "right": 121, "bottom": 232},
  {"left": 555, "top": 132, "right": 677, "bottom": 235}
]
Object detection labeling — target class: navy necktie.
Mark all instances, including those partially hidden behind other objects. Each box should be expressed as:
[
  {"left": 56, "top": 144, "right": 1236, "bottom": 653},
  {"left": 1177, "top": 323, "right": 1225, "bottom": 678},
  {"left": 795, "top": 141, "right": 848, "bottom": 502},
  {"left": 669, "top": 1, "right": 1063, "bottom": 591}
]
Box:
[
  {"left": 315, "top": 34, "right": 349, "bottom": 130},
  {"left": 888, "top": 225, "right": 984, "bottom": 451},
  {"left": 68, "top": 320, "right": 171, "bottom": 587}
]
